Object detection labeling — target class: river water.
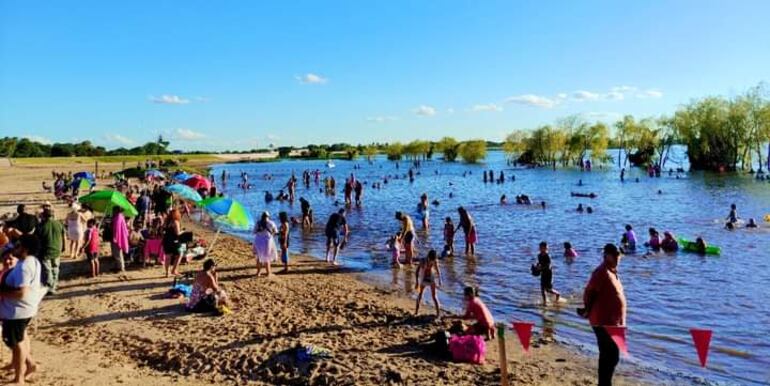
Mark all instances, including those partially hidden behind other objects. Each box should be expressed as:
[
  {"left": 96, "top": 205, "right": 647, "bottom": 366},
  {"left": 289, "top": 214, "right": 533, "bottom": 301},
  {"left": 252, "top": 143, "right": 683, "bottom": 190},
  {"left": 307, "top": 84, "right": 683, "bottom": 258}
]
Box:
[{"left": 211, "top": 149, "right": 770, "bottom": 385}]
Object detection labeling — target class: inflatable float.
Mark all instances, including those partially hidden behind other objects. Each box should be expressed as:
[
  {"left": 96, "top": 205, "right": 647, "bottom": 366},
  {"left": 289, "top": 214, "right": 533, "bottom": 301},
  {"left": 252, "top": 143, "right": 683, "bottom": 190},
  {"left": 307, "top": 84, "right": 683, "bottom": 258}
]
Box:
[{"left": 678, "top": 238, "right": 721, "bottom": 255}]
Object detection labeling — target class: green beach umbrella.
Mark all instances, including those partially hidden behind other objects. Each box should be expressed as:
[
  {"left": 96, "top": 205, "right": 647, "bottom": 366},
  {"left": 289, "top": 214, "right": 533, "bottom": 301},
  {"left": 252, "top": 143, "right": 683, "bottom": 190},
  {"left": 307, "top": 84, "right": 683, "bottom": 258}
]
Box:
[
  {"left": 197, "top": 197, "right": 254, "bottom": 252},
  {"left": 71, "top": 178, "right": 93, "bottom": 191},
  {"left": 79, "top": 190, "right": 139, "bottom": 217},
  {"left": 197, "top": 197, "right": 254, "bottom": 231}
]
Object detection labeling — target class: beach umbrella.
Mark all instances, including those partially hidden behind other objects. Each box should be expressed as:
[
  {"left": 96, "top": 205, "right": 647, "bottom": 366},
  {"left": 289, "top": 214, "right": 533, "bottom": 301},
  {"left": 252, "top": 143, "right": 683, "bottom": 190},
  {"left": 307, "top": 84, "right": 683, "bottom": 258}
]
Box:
[
  {"left": 71, "top": 178, "right": 93, "bottom": 191},
  {"left": 73, "top": 171, "right": 96, "bottom": 182},
  {"left": 184, "top": 175, "right": 212, "bottom": 191},
  {"left": 197, "top": 197, "right": 253, "bottom": 230},
  {"left": 172, "top": 171, "right": 192, "bottom": 182},
  {"left": 145, "top": 169, "right": 165, "bottom": 179},
  {"left": 197, "top": 197, "right": 253, "bottom": 251},
  {"left": 164, "top": 184, "right": 202, "bottom": 202},
  {"left": 78, "top": 190, "right": 139, "bottom": 217}
]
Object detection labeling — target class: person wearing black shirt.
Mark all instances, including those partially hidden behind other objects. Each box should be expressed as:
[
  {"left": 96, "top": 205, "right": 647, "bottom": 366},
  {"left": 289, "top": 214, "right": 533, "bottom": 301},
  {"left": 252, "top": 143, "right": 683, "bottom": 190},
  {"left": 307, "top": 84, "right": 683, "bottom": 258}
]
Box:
[{"left": 7, "top": 205, "right": 38, "bottom": 238}]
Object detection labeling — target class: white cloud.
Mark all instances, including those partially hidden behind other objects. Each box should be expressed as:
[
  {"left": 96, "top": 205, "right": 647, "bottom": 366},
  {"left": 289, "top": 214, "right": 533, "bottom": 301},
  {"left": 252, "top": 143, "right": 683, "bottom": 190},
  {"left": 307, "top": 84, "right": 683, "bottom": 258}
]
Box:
[
  {"left": 366, "top": 116, "right": 398, "bottom": 123},
  {"left": 581, "top": 111, "right": 622, "bottom": 120},
  {"left": 413, "top": 105, "right": 437, "bottom": 116},
  {"left": 556, "top": 93, "right": 568, "bottom": 99},
  {"left": 104, "top": 134, "right": 135, "bottom": 146},
  {"left": 611, "top": 85, "right": 637, "bottom": 93},
  {"left": 23, "top": 135, "right": 52, "bottom": 145},
  {"left": 295, "top": 73, "right": 328, "bottom": 85},
  {"left": 471, "top": 103, "right": 503, "bottom": 112},
  {"left": 149, "top": 94, "right": 190, "bottom": 105},
  {"left": 446, "top": 108, "right": 455, "bottom": 114},
  {"left": 194, "top": 96, "right": 211, "bottom": 102},
  {"left": 605, "top": 91, "right": 625, "bottom": 100},
  {"left": 572, "top": 90, "right": 602, "bottom": 101},
  {"left": 172, "top": 128, "right": 206, "bottom": 141},
  {"left": 504, "top": 94, "right": 558, "bottom": 109},
  {"left": 637, "top": 89, "right": 663, "bottom": 98},
  {"left": 266, "top": 134, "right": 280, "bottom": 141}
]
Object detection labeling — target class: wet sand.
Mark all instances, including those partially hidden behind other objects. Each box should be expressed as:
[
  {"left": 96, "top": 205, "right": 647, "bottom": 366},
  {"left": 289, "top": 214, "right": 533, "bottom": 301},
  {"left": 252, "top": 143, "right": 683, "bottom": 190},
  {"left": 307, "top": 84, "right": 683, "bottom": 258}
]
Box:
[{"left": 0, "top": 159, "right": 651, "bottom": 385}]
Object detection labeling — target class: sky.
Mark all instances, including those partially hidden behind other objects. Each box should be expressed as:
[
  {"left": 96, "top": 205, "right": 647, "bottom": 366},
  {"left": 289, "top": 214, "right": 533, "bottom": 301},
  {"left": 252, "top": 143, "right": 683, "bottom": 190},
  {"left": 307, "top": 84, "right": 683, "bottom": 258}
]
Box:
[{"left": 1, "top": 0, "right": 769, "bottom": 151}]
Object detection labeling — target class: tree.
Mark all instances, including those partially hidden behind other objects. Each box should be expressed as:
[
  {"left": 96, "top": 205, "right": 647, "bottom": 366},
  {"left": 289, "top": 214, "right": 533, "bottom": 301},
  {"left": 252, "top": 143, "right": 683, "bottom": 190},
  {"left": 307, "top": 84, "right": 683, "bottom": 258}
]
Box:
[
  {"left": 502, "top": 131, "right": 528, "bottom": 162},
  {"left": 458, "top": 140, "right": 487, "bottom": 163},
  {"left": 436, "top": 137, "right": 460, "bottom": 161},
  {"left": 363, "top": 145, "right": 378, "bottom": 161},
  {"left": 385, "top": 142, "right": 404, "bottom": 161}
]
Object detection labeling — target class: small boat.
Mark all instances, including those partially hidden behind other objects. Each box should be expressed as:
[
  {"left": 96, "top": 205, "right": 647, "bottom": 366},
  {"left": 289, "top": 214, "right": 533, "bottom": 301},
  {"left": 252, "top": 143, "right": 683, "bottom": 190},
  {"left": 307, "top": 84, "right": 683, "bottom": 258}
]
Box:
[{"left": 326, "top": 160, "right": 336, "bottom": 169}]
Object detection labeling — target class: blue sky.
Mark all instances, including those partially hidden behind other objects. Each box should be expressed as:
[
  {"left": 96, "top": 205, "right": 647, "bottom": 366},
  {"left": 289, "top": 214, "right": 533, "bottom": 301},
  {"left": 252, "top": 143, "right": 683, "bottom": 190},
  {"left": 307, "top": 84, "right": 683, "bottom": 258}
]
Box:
[{"left": 1, "top": 0, "right": 769, "bottom": 151}]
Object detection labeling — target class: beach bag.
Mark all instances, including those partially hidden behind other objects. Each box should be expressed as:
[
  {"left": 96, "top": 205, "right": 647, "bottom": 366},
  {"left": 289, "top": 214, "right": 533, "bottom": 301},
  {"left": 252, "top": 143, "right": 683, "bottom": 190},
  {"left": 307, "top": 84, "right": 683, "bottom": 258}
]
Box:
[
  {"left": 448, "top": 335, "right": 486, "bottom": 364},
  {"left": 530, "top": 263, "right": 541, "bottom": 277},
  {"left": 429, "top": 330, "right": 451, "bottom": 359},
  {"left": 178, "top": 231, "right": 194, "bottom": 244}
]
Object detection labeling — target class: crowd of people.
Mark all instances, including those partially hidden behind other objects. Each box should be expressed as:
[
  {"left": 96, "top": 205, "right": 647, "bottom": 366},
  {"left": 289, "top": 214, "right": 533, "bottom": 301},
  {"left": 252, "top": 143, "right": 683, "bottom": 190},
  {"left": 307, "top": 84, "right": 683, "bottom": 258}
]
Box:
[{"left": 1, "top": 158, "right": 764, "bottom": 386}]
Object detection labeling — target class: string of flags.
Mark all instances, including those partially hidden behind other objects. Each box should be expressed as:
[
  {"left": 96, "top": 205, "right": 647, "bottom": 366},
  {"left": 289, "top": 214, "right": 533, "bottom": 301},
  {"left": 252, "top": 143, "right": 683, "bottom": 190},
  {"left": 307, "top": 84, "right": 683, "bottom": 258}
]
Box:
[{"left": 510, "top": 322, "right": 713, "bottom": 368}]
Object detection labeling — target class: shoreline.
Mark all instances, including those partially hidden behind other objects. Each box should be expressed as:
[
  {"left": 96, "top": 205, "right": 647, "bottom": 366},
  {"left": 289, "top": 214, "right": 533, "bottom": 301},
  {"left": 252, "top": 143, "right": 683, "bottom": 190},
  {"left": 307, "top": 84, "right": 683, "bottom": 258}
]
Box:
[{"left": 0, "top": 159, "right": 656, "bottom": 385}]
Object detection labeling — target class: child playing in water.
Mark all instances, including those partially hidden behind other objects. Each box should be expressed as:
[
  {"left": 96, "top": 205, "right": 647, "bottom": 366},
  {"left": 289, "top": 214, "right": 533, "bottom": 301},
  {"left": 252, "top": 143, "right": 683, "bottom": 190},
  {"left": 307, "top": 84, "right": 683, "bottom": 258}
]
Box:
[
  {"left": 622, "top": 225, "right": 637, "bottom": 251},
  {"left": 726, "top": 203, "right": 738, "bottom": 224},
  {"left": 536, "top": 241, "right": 560, "bottom": 305},
  {"left": 387, "top": 233, "right": 402, "bottom": 266},
  {"left": 646, "top": 228, "right": 661, "bottom": 250},
  {"left": 443, "top": 217, "right": 455, "bottom": 256},
  {"left": 695, "top": 237, "right": 708, "bottom": 254},
  {"left": 563, "top": 242, "right": 577, "bottom": 264}
]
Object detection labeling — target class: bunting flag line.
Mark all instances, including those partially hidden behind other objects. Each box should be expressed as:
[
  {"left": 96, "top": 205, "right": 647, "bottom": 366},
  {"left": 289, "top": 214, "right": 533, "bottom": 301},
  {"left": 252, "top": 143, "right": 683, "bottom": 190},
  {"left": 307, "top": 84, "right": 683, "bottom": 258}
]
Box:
[
  {"left": 690, "top": 329, "right": 712, "bottom": 367},
  {"left": 604, "top": 326, "right": 629, "bottom": 356},
  {"left": 512, "top": 322, "right": 535, "bottom": 353}
]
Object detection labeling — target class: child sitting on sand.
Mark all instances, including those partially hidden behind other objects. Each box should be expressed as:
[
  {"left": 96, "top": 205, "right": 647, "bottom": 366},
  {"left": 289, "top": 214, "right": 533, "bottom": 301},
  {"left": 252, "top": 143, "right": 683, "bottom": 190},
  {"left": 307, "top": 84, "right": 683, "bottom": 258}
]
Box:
[
  {"left": 563, "top": 242, "right": 577, "bottom": 264},
  {"left": 443, "top": 217, "right": 455, "bottom": 256},
  {"left": 536, "top": 241, "right": 560, "bottom": 306}
]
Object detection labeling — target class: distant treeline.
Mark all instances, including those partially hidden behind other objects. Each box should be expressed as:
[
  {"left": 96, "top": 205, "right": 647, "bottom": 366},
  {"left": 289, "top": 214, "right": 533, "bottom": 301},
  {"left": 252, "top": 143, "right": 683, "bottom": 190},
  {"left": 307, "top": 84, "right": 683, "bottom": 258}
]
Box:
[
  {"left": 4, "top": 83, "right": 768, "bottom": 171},
  {"left": 0, "top": 137, "right": 173, "bottom": 158},
  {"left": 502, "top": 82, "right": 770, "bottom": 172}
]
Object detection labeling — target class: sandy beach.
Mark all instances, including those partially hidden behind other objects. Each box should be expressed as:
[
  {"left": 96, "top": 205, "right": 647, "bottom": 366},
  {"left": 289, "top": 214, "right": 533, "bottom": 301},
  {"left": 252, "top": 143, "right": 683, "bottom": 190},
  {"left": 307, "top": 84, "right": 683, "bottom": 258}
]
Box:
[{"left": 0, "top": 159, "right": 651, "bottom": 385}]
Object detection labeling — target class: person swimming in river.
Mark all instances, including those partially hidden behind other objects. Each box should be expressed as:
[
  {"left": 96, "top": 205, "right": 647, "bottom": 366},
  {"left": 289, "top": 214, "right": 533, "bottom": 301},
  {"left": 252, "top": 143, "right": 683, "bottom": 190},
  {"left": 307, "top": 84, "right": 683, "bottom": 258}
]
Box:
[
  {"left": 660, "top": 231, "right": 679, "bottom": 252},
  {"left": 586, "top": 206, "right": 594, "bottom": 214},
  {"left": 621, "top": 224, "right": 637, "bottom": 251},
  {"left": 576, "top": 204, "right": 584, "bottom": 213},
  {"left": 645, "top": 228, "right": 661, "bottom": 250},
  {"left": 563, "top": 242, "right": 577, "bottom": 264},
  {"left": 695, "top": 237, "right": 708, "bottom": 254},
  {"left": 746, "top": 218, "right": 759, "bottom": 228},
  {"left": 571, "top": 192, "right": 597, "bottom": 198},
  {"left": 500, "top": 194, "right": 508, "bottom": 205},
  {"left": 535, "top": 241, "right": 560, "bottom": 306},
  {"left": 726, "top": 203, "right": 738, "bottom": 224}
]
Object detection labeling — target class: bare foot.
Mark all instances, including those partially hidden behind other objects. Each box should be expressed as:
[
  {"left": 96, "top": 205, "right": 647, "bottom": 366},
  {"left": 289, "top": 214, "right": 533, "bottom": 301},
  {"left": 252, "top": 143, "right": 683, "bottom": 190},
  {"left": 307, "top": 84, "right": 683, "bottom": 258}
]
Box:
[{"left": 25, "top": 362, "right": 37, "bottom": 381}]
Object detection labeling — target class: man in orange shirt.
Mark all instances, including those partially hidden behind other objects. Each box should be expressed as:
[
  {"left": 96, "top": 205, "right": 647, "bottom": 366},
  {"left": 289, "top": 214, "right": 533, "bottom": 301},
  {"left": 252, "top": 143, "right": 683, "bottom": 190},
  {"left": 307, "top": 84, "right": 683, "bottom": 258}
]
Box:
[{"left": 580, "top": 243, "right": 627, "bottom": 386}]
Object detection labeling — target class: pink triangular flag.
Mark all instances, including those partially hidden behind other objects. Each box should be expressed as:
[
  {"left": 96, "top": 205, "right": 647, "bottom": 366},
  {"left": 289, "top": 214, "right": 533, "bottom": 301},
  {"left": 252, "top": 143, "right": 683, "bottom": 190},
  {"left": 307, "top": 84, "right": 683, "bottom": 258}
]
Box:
[
  {"left": 690, "top": 329, "right": 712, "bottom": 367},
  {"left": 512, "top": 322, "right": 535, "bottom": 353},
  {"left": 604, "top": 326, "right": 628, "bottom": 356}
]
